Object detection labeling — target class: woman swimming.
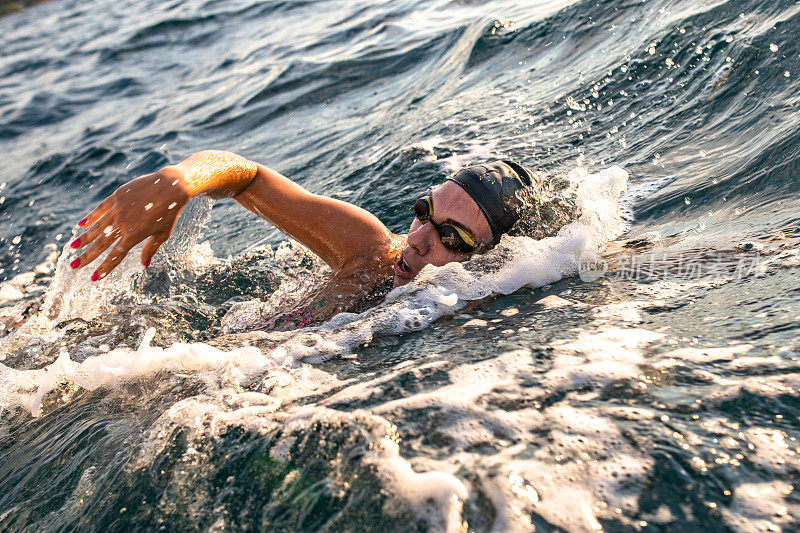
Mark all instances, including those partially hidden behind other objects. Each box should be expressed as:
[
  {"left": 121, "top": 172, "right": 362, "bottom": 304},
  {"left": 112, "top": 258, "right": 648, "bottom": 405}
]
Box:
[{"left": 69, "top": 150, "right": 536, "bottom": 323}]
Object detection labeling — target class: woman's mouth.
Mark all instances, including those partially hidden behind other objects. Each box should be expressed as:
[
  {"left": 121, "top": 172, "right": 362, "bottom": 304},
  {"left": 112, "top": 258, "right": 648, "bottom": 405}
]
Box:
[{"left": 394, "top": 254, "right": 414, "bottom": 279}]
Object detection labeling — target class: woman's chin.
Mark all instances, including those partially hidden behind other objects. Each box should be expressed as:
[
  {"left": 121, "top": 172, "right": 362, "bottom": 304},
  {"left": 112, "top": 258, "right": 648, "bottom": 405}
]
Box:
[{"left": 392, "top": 275, "right": 410, "bottom": 287}]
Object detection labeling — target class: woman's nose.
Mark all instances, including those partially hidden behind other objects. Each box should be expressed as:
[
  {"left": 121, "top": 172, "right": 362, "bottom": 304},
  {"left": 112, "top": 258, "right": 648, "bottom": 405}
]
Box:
[{"left": 408, "top": 222, "right": 433, "bottom": 256}]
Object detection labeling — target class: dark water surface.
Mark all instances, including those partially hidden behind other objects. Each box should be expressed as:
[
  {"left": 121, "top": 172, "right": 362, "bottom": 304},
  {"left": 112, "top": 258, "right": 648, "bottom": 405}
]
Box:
[{"left": 1, "top": 0, "right": 800, "bottom": 531}]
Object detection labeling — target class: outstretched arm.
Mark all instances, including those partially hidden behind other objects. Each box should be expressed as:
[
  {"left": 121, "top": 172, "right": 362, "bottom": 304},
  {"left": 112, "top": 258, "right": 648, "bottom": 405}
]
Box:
[
  {"left": 71, "top": 150, "right": 395, "bottom": 280},
  {"left": 234, "top": 164, "right": 394, "bottom": 269}
]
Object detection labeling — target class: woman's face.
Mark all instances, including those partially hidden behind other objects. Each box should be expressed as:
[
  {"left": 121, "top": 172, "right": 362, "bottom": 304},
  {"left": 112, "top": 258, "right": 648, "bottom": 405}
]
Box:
[{"left": 393, "top": 181, "right": 493, "bottom": 287}]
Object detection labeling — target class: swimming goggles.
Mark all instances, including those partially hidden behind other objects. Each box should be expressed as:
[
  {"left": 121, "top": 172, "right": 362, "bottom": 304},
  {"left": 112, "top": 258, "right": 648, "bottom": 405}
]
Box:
[{"left": 413, "top": 191, "right": 479, "bottom": 254}]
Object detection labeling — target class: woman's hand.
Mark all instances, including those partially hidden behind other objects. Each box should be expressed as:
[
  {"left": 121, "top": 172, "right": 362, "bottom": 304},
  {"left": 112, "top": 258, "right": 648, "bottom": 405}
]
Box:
[{"left": 70, "top": 166, "right": 192, "bottom": 280}]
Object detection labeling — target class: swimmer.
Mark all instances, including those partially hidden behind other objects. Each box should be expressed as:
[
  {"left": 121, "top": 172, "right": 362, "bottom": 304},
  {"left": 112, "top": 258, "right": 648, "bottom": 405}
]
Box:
[{"left": 70, "top": 151, "right": 536, "bottom": 321}]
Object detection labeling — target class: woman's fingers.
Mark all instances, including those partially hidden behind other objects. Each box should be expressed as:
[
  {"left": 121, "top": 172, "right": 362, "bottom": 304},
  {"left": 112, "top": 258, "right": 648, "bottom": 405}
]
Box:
[
  {"left": 140, "top": 231, "right": 170, "bottom": 268},
  {"left": 71, "top": 227, "right": 121, "bottom": 269},
  {"left": 71, "top": 213, "right": 115, "bottom": 249},
  {"left": 93, "top": 242, "right": 134, "bottom": 281},
  {"left": 78, "top": 194, "right": 116, "bottom": 228},
  {"left": 70, "top": 228, "right": 154, "bottom": 279}
]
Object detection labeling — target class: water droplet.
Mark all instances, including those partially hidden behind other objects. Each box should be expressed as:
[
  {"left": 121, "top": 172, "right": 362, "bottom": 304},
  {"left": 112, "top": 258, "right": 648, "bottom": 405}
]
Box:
[
  {"left": 144, "top": 203, "right": 153, "bottom": 211},
  {"left": 565, "top": 96, "right": 586, "bottom": 111},
  {"left": 725, "top": 35, "right": 733, "bottom": 43},
  {"left": 770, "top": 43, "right": 779, "bottom": 53},
  {"left": 168, "top": 202, "right": 177, "bottom": 209},
  {"left": 685, "top": 197, "right": 691, "bottom": 205},
  {"left": 785, "top": 71, "right": 791, "bottom": 78},
  {"left": 11, "top": 236, "right": 21, "bottom": 245},
  {"left": 665, "top": 58, "right": 675, "bottom": 67}
]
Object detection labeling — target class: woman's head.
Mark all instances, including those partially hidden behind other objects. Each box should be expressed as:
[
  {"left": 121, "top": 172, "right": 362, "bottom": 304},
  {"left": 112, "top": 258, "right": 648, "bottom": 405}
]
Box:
[{"left": 393, "top": 160, "right": 533, "bottom": 286}]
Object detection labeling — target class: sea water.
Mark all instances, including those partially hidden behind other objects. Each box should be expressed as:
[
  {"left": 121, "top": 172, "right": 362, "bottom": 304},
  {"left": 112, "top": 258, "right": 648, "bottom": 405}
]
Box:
[{"left": 1, "top": 0, "right": 799, "bottom": 531}]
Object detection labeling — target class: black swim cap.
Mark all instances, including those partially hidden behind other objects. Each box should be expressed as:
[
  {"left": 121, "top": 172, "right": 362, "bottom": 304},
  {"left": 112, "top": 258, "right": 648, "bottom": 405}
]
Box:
[{"left": 446, "top": 160, "right": 534, "bottom": 242}]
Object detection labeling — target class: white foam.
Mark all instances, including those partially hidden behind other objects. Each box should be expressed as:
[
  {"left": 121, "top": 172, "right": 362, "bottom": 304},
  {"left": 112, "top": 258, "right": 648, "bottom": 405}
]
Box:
[
  {"left": 743, "top": 428, "right": 800, "bottom": 474},
  {"left": 592, "top": 300, "right": 655, "bottom": 323},
  {"left": 374, "top": 437, "right": 468, "bottom": 533},
  {"left": 536, "top": 294, "right": 587, "bottom": 308},
  {"left": 481, "top": 404, "right": 652, "bottom": 532},
  {"left": 722, "top": 482, "right": 797, "bottom": 533},
  {"left": 544, "top": 327, "right": 664, "bottom": 390},
  {"left": 1, "top": 328, "right": 268, "bottom": 416}
]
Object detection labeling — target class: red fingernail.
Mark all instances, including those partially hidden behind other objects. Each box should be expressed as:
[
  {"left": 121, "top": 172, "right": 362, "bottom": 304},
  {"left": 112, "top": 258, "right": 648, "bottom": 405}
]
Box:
[
  {"left": 144, "top": 258, "right": 151, "bottom": 268},
  {"left": 91, "top": 271, "right": 99, "bottom": 282},
  {"left": 70, "top": 258, "right": 80, "bottom": 268},
  {"left": 78, "top": 218, "right": 87, "bottom": 227},
  {"left": 70, "top": 238, "right": 81, "bottom": 249}
]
